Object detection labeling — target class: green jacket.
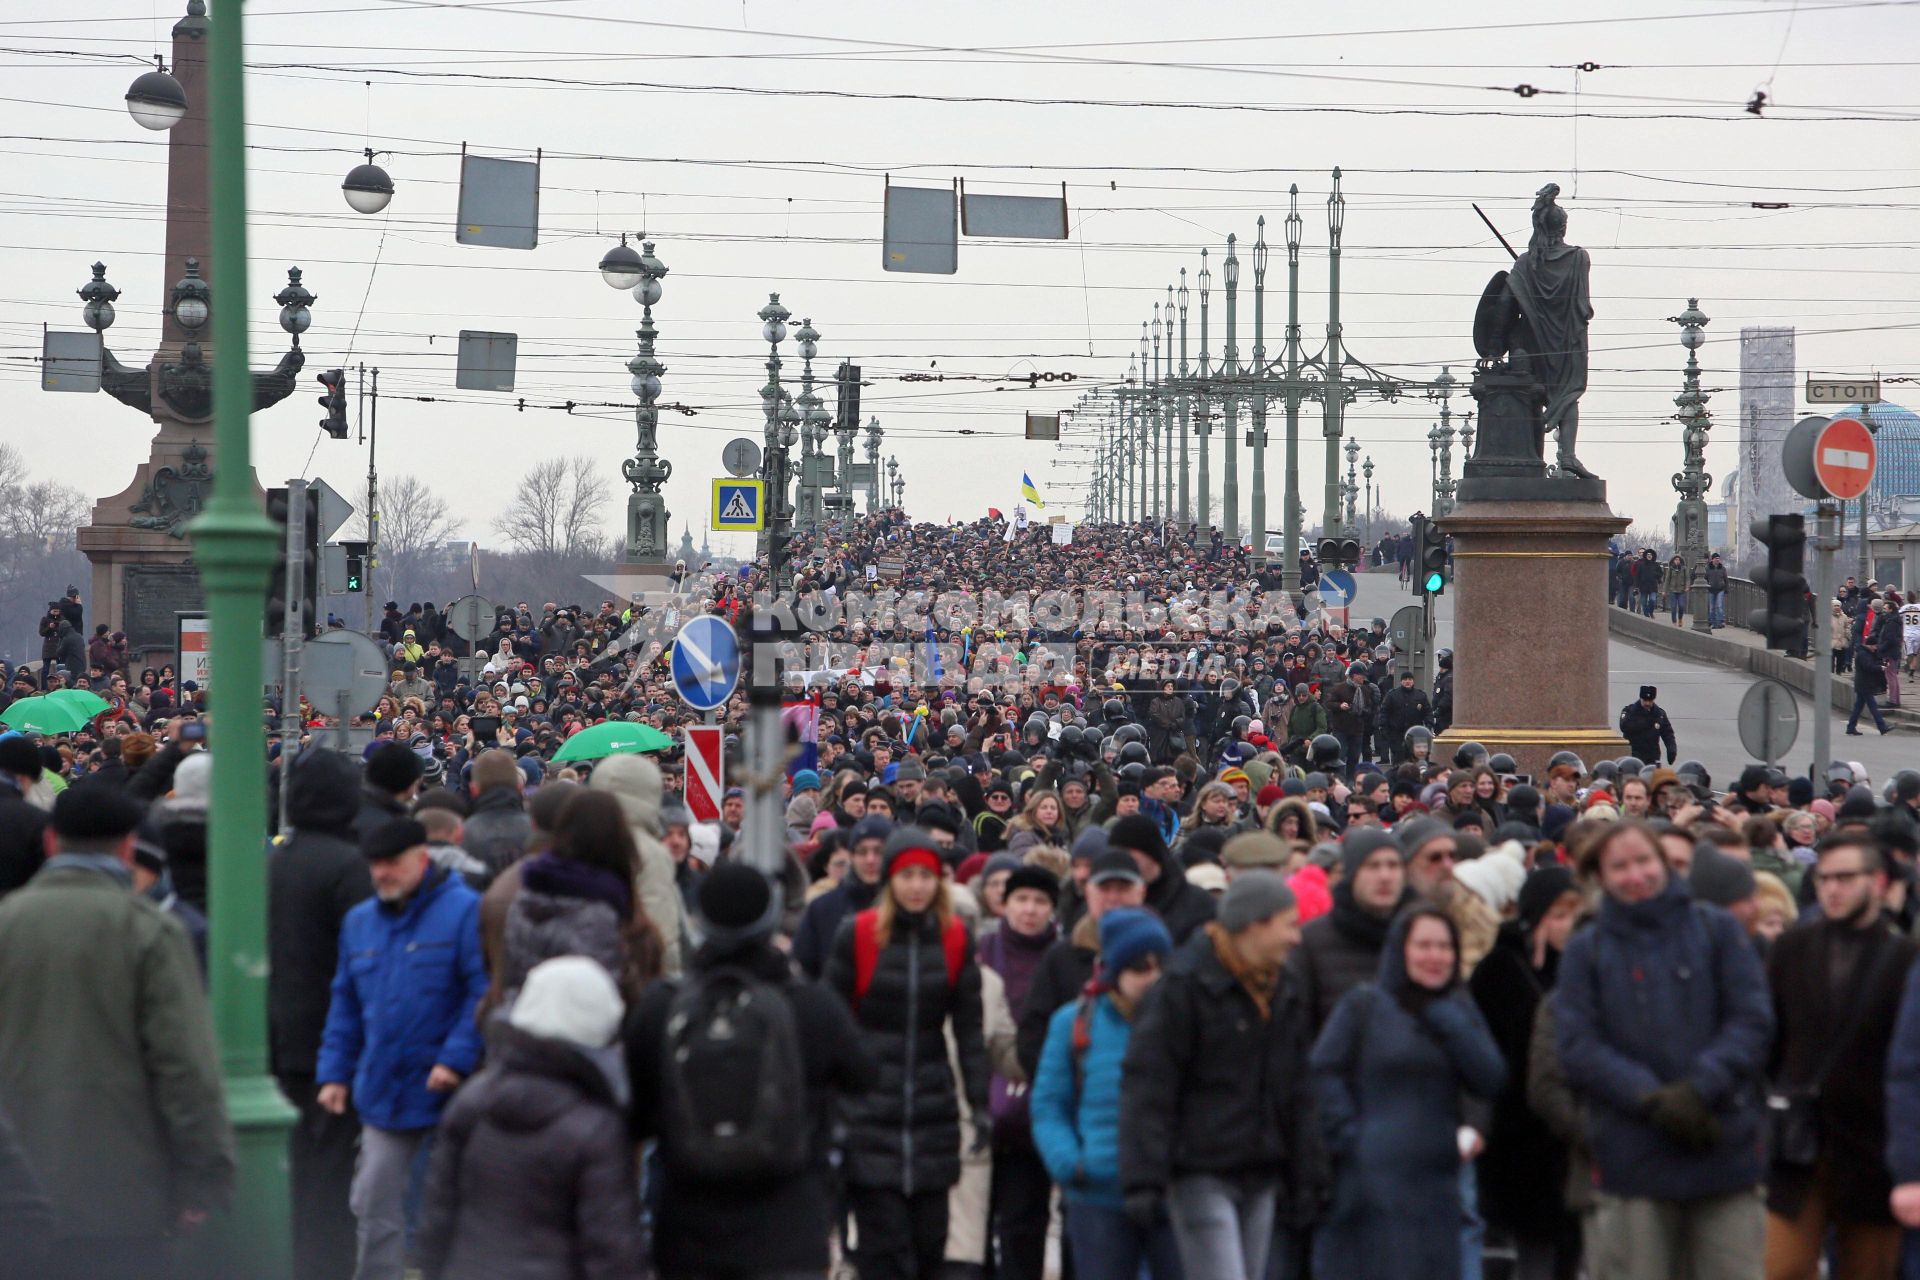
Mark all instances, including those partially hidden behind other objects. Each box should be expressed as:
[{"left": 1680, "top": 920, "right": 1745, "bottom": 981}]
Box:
[
  {"left": 1286, "top": 697, "right": 1330, "bottom": 745},
  {"left": 0, "top": 864, "right": 234, "bottom": 1239}
]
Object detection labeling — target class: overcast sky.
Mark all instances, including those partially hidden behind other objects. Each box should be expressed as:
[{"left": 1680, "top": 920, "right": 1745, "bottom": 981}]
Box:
[{"left": 5, "top": 0, "right": 1918, "bottom": 560}]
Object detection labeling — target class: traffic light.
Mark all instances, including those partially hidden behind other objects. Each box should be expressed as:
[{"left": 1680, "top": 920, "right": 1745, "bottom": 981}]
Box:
[
  {"left": 1415, "top": 514, "right": 1449, "bottom": 596},
  {"left": 339, "top": 540, "right": 368, "bottom": 593},
  {"left": 1748, "top": 514, "right": 1808, "bottom": 651},
  {"left": 1314, "top": 536, "right": 1362, "bottom": 567},
  {"left": 317, "top": 368, "right": 348, "bottom": 439},
  {"left": 264, "top": 485, "right": 325, "bottom": 640}
]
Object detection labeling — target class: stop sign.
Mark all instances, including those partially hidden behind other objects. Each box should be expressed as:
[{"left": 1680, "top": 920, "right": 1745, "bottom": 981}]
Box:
[{"left": 1814, "top": 416, "right": 1876, "bottom": 500}]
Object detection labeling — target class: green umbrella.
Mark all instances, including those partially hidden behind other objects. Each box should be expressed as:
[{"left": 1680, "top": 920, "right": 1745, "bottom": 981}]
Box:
[
  {"left": 551, "top": 720, "right": 674, "bottom": 763},
  {"left": 45, "top": 688, "right": 110, "bottom": 717},
  {"left": 0, "top": 695, "right": 93, "bottom": 736}
]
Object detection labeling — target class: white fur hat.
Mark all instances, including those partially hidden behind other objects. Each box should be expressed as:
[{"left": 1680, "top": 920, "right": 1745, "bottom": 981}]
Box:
[{"left": 509, "top": 956, "right": 623, "bottom": 1048}]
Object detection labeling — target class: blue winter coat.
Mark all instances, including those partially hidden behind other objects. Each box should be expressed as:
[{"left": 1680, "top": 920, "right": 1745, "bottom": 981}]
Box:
[
  {"left": 1885, "top": 956, "right": 1920, "bottom": 1185},
  {"left": 1553, "top": 875, "right": 1772, "bottom": 1201},
  {"left": 1030, "top": 994, "right": 1129, "bottom": 1208},
  {"left": 1309, "top": 914, "right": 1506, "bottom": 1280},
  {"left": 317, "top": 866, "right": 490, "bottom": 1131}
]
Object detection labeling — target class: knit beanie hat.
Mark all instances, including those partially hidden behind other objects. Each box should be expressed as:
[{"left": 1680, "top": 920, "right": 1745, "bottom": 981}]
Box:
[
  {"left": 1393, "top": 817, "right": 1450, "bottom": 862},
  {"left": 791, "top": 768, "right": 822, "bottom": 794},
  {"left": 696, "top": 862, "right": 782, "bottom": 947},
  {"left": 171, "top": 751, "right": 213, "bottom": 802},
  {"left": 850, "top": 814, "right": 894, "bottom": 847},
  {"left": 53, "top": 782, "right": 142, "bottom": 842},
  {"left": 1070, "top": 825, "right": 1109, "bottom": 862},
  {"left": 1517, "top": 864, "right": 1576, "bottom": 932},
  {"left": 1100, "top": 907, "right": 1172, "bottom": 974},
  {"left": 1255, "top": 783, "right": 1285, "bottom": 808},
  {"left": 1217, "top": 869, "right": 1297, "bottom": 932},
  {"left": 882, "top": 826, "right": 944, "bottom": 879},
  {"left": 510, "top": 956, "right": 624, "bottom": 1048},
  {"left": 1787, "top": 776, "right": 1815, "bottom": 808},
  {"left": 365, "top": 740, "right": 425, "bottom": 793},
  {"left": 1689, "top": 845, "right": 1757, "bottom": 907},
  {"left": 1108, "top": 813, "right": 1169, "bottom": 865},
  {"left": 1454, "top": 845, "right": 1528, "bottom": 913},
  {"left": 1341, "top": 826, "right": 1401, "bottom": 879}
]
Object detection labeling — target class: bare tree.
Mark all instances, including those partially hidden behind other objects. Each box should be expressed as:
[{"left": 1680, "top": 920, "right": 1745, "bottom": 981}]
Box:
[
  {"left": 371, "top": 474, "right": 455, "bottom": 604},
  {"left": 494, "top": 456, "right": 610, "bottom": 561},
  {"left": 0, "top": 461, "right": 90, "bottom": 656}
]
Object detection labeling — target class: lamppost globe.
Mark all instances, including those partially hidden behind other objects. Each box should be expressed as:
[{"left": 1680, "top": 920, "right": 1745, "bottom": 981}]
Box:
[
  {"left": 795, "top": 319, "right": 819, "bottom": 363},
  {"left": 174, "top": 296, "right": 209, "bottom": 331},
  {"left": 763, "top": 318, "right": 786, "bottom": 344},
  {"left": 274, "top": 266, "right": 315, "bottom": 338},
  {"left": 342, "top": 150, "right": 395, "bottom": 215},
  {"left": 85, "top": 300, "right": 115, "bottom": 332},
  {"left": 631, "top": 373, "right": 661, "bottom": 400},
  {"left": 598, "top": 234, "right": 644, "bottom": 290},
  {"left": 126, "top": 63, "right": 187, "bottom": 131}
]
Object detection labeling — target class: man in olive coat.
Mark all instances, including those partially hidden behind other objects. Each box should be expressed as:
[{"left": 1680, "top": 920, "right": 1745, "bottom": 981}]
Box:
[{"left": 0, "top": 783, "right": 234, "bottom": 1280}]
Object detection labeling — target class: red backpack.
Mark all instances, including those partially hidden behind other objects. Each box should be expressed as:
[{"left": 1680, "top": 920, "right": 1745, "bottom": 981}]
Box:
[{"left": 851, "top": 908, "right": 968, "bottom": 1008}]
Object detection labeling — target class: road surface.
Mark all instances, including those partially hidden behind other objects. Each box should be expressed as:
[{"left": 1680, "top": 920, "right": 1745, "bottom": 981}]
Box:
[{"left": 1343, "top": 574, "right": 1908, "bottom": 787}]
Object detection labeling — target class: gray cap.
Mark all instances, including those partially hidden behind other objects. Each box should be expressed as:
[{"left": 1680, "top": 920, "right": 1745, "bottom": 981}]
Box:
[
  {"left": 1689, "top": 845, "right": 1756, "bottom": 907},
  {"left": 1303, "top": 772, "right": 1330, "bottom": 791},
  {"left": 1217, "top": 870, "right": 1298, "bottom": 932},
  {"left": 894, "top": 758, "right": 927, "bottom": 782}
]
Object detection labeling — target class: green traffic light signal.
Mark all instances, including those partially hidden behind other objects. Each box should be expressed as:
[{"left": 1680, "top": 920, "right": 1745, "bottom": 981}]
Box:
[{"left": 1424, "top": 570, "right": 1445, "bottom": 593}]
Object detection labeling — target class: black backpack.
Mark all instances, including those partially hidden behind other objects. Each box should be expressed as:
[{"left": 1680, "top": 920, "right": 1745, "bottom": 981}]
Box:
[{"left": 659, "top": 967, "right": 809, "bottom": 1182}]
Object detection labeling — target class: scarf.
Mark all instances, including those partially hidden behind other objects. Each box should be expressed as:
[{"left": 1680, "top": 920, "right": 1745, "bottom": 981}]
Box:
[{"left": 1206, "top": 920, "right": 1278, "bottom": 1021}]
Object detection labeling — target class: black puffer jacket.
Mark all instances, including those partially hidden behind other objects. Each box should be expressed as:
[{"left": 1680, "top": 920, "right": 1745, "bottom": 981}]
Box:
[
  {"left": 417, "top": 1026, "right": 644, "bottom": 1280},
  {"left": 1288, "top": 883, "right": 1412, "bottom": 1032},
  {"left": 826, "top": 906, "right": 990, "bottom": 1195},
  {"left": 1144, "top": 849, "right": 1219, "bottom": 945},
  {"left": 267, "top": 750, "right": 373, "bottom": 1077},
  {"left": 1120, "top": 928, "right": 1326, "bottom": 1226}
]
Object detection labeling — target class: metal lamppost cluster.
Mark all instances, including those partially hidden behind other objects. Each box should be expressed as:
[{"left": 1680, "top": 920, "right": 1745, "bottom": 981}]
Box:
[
  {"left": 865, "top": 416, "right": 885, "bottom": 513},
  {"left": 1362, "top": 454, "right": 1375, "bottom": 546},
  {"left": 1668, "top": 298, "right": 1715, "bottom": 633},
  {"left": 889, "top": 455, "right": 904, "bottom": 509},
  {"left": 601, "top": 237, "right": 671, "bottom": 563},
  {"left": 1086, "top": 170, "right": 1450, "bottom": 589},
  {"left": 1343, "top": 435, "right": 1360, "bottom": 537},
  {"left": 1429, "top": 366, "right": 1458, "bottom": 516}
]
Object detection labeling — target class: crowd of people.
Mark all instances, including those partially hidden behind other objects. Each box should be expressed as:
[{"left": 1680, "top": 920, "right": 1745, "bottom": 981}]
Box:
[{"left": 6, "top": 512, "right": 1920, "bottom": 1280}]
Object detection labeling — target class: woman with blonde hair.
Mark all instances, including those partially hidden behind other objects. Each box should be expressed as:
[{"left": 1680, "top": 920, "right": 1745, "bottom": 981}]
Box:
[
  {"left": 1006, "top": 790, "right": 1068, "bottom": 856},
  {"left": 829, "top": 827, "right": 991, "bottom": 1280}
]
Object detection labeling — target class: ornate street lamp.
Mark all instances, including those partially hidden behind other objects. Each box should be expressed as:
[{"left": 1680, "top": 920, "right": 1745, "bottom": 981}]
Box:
[
  {"left": 1669, "top": 298, "right": 1714, "bottom": 631},
  {"left": 273, "top": 267, "right": 313, "bottom": 343},
  {"left": 168, "top": 257, "right": 211, "bottom": 334},
  {"left": 616, "top": 240, "right": 671, "bottom": 564},
  {"left": 342, "top": 148, "right": 394, "bottom": 215},
  {"left": 79, "top": 262, "right": 120, "bottom": 333},
  {"left": 1362, "top": 455, "right": 1375, "bottom": 545},
  {"left": 756, "top": 292, "right": 791, "bottom": 567},
  {"left": 598, "top": 233, "right": 644, "bottom": 290}
]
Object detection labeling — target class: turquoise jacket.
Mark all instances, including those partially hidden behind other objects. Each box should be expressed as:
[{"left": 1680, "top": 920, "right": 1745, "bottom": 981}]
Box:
[{"left": 1030, "top": 992, "right": 1129, "bottom": 1208}]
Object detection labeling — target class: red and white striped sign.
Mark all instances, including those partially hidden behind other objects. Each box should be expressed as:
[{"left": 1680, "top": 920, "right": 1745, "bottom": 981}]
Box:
[
  {"left": 684, "top": 725, "right": 724, "bottom": 822},
  {"left": 1815, "top": 416, "right": 1877, "bottom": 500}
]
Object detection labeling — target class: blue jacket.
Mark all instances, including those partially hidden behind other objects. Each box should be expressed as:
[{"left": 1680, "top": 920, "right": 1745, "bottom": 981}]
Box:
[
  {"left": 1030, "top": 993, "right": 1129, "bottom": 1208},
  {"left": 1885, "top": 955, "right": 1920, "bottom": 1185},
  {"left": 316, "top": 867, "right": 489, "bottom": 1131},
  {"left": 1553, "top": 876, "right": 1772, "bottom": 1200}
]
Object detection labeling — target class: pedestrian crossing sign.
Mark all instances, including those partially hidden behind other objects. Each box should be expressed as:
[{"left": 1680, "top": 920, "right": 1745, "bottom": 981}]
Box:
[{"left": 712, "top": 478, "right": 765, "bottom": 531}]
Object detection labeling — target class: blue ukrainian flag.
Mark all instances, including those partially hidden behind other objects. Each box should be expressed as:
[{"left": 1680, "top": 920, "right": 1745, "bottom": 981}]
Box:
[{"left": 1021, "top": 473, "right": 1044, "bottom": 509}]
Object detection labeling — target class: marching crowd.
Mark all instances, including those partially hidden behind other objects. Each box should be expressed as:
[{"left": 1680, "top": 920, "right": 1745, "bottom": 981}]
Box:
[{"left": 5, "top": 514, "right": 1920, "bottom": 1280}]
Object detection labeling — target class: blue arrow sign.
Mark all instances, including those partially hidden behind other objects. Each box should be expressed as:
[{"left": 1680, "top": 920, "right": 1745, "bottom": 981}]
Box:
[
  {"left": 1318, "top": 568, "right": 1357, "bottom": 607},
  {"left": 670, "top": 614, "right": 741, "bottom": 712}
]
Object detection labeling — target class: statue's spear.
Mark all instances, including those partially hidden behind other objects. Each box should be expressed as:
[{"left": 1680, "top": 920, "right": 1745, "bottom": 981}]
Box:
[{"left": 1472, "top": 203, "right": 1519, "bottom": 260}]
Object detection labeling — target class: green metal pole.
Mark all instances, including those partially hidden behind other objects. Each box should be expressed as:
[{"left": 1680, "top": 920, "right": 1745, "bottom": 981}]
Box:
[
  {"left": 1222, "top": 234, "right": 1241, "bottom": 547},
  {"left": 1322, "top": 169, "right": 1347, "bottom": 542},
  {"left": 1281, "top": 187, "right": 1303, "bottom": 593},
  {"left": 191, "top": 1, "right": 295, "bottom": 1274},
  {"left": 1250, "top": 218, "right": 1269, "bottom": 569}
]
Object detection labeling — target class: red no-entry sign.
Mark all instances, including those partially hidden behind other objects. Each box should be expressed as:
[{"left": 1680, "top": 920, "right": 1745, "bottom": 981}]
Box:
[
  {"left": 684, "top": 725, "right": 725, "bottom": 822},
  {"left": 1814, "top": 416, "right": 1876, "bottom": 500}
]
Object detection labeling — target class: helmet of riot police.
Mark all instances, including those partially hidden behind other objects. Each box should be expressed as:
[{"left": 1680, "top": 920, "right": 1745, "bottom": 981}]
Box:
[
  {"left": 1451, "top": 741, "right": 1487, "bottom": 769},
  {"left": 1674, "top": 759, "right": 1711, "bottom": 790},
  {"left": 1230, "top": 715, "right": 1252, "bottom": 738},
  {"left": 1591, "top": 760, "right": 1619, "bottom": 785},
  {"left": 1437, "top": 648, "right": 1454, "bottom": 670},
  {"left": 1103, "top": 697, "right": 1128, "bottom": 723},
  {"left": 1310, "top": 734, "right": 1345, "bottom": 770},
  {"left": 1374, "top": 645, "right": 1392, "bottom": 662},
  {"left": 1113, "top": 723, "right": 1146, "bottom": 748},
  {"left": 1403, "top": 725, "right": 1434, "bottom": 747},
  {"left": 1487, "top": 752, "right": 1517, "bottom": 774},
  {"left": 1615, "top": 756, "right": 1645, "bottom": 778},
  {"left": 1117, "top": 741, "right": 1149, "bottom": 768},
  {"left": 1058, "top": 724, "right": 1084, "bottom": 752},
  {"left": 1546, "top": 750, "right": 1587, "bottom": 776},
  {"left": 1118, "top": 760, "right": 1148, "bottom": 784}
]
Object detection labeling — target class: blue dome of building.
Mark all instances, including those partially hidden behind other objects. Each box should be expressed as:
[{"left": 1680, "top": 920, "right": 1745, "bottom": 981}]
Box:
[{"left": 1837, "top": 402, "right": 1920, "bottom": 499}]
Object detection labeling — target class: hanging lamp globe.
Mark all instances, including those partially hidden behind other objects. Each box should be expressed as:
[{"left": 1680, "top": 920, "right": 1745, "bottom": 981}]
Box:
[
  {"left": 342, "top": 150, "right": 394, "bottom": 214},
  {"left": 599, "top": 235, "right": 644, "bottom": 290},
  {"left": 125, "top": 63, "right": 187, "bottom": 131}
]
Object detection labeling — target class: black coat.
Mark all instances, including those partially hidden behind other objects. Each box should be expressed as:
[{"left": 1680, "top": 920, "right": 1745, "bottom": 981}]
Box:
[
  {"left": 1289, "top": 884, "right": 1407, "bottom": 1032},
  {"left": 1120, "top": 929, "right": 1326, "bottom": 1226},
  {"left": 1016, "top": 932, "right": 1097, "bottom": 1079},
  {"left": 417, "top": 1026, "right": 645, "bottom": 1280},
  {"left": 1765, "top": 917, "right": 1917, "bottom": 1221},
  {"left": 463, "top": 787, "right": 533, "bottom": 882},
  {"left": 1468, "top": 922, "right": 1574, "bottom": 1236},
  {"left": 627, "top": 940, "right": 876, "bottom": 1275},
  {"left": 826, "top": 906, "right": 989, "bottom": 1195},
  {"left": 0, "top": 781, "right": 47, "bottom": 900},
  {"left": 1618, "top": 700, "right": 1676, "bottom": 765},
  {"left": 1144, "top": 854, "right": 1219, "bottom": 946},
  {"left": 791, "top": 872, "right": 879, "bottom": 980},
  {"left": 267, "top": 750, "right": 374, "bottom": 1077}
]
